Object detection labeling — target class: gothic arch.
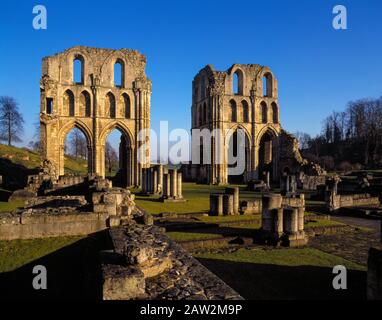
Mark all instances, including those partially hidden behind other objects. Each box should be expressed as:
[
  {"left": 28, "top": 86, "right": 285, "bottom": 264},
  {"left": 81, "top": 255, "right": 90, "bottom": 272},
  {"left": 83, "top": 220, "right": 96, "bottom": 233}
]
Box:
[
  {"left": 58, "top": 120, "right": 93, "bottom": 176},
  {"left": 232, "top": 68, "right": 244, "bottom": 95}
]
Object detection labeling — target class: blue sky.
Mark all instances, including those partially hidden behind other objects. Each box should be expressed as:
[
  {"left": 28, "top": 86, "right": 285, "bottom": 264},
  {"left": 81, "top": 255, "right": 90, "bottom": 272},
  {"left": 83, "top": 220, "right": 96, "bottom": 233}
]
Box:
[{"left": 1, "top": 0, "right": 382, "bottom": 149}]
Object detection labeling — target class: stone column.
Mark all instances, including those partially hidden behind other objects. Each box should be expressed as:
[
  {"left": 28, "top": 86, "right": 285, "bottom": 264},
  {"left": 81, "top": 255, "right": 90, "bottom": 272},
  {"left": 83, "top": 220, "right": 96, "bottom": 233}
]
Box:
[
  {"left": 169, "top": 169, "right": 177, "bottom": 198},
  {"left": 176, "top": 172, "right": 182, "bottom": 199},
  {"left": 298, "top": 207, "right": 305, "bottom": 231},
  {"left": 153, "top": 169, "right": 158, "bottom": 194},
  {"left": 290, "top": 208, "right": 298, "bottom": 234},
  {"left": 141, "top": 169, "right": 146, "bottom": 193},
  {"left": 210, "top": 194, "right": 223, "bottom": 216},
  {"left": 262, "top": 194, "right": 282, "bottom": 232},
  {"left": 158, "top": 165, "right": 163, "bottom": 193},
  {"left": 163, "top": 173, "right": 170, "bottom": 198},
  {"left": 223, "top": 194, "right": 234, "bottom": 216},
  {"left": 274, "top": 208, "right": 284, "bottom": 237},
  {"left": 226, "top": 187, "right": 239, "bottom": 215}
]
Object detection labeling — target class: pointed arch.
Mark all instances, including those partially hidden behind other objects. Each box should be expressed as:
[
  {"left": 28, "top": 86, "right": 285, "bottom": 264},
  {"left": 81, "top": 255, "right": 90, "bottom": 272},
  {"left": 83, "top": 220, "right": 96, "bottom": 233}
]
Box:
[
  {"left": 242, "top": 100, "right": 249, "bottom": 123},
  {"left": 261, "top": 101, "right": 268, "bottom": 124},
  {"left": 272, "top": 102, "right": 279, "bottom": 124},
  {"left": 79, "top": 90, "right": 91, "bottom": 117},
  {"left": 73, "top": 54, "right": 84, "bottom": 84},
  {"left": 262, "top": 72, "right": 273, "bottom": 97},
  {"left": 230, "top": 99, "right": 237, "bottom": 122},
  {"left": 63, "top": 89, "right": 75, "bottom": 116},
  {"left": 232, "top": 69, "right": 244, "bottom": 95},
  {"left": 122, "top": 93, "right": 131, "bottom": 119},
  {"left": 114, "top": 59, "right": 125, "bottom": 87},
  {"left": 105, "top": 92, "right": 116, "bottom": 118}
]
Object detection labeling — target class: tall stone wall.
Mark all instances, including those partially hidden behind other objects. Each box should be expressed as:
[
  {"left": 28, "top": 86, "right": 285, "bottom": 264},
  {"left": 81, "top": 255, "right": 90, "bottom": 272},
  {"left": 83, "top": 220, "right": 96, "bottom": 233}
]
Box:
[{"left": 40, "top": 46, "right": 151, "bottom": 187}]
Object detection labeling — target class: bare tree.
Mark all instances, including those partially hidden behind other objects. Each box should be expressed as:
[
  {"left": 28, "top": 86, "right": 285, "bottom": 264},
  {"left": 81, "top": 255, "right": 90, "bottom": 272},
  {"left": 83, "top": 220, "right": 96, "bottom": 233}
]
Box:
[
  {"left": 0, "top": 96, "right": 24, "bottom": 146},
  {"left": 294, "top": 131, "right": 311, "bottom": 150},
  {"left": 105, "top": 142, "right": 118, "bottom": 174},
  {"left": 67, "top": 128, "right": 87, "bottom": 159}
]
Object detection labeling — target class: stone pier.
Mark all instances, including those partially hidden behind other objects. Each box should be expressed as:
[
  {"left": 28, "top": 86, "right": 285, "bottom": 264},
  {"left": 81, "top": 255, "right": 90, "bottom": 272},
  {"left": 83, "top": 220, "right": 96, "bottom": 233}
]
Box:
[
  {"left": 141, "top": 165, "right": 163, "bottom": 195},
  {"left": 161, "top": 169, "right": 186, "bottom": 202},
  {"left": 209, "top": 187, "right": 241, "bottom": 216},
  {"left": 261, "top": 193, "right": 308, "bottom": 247},
  {"left": 210, "top": 194, "right": 223, "bottom": 216}
]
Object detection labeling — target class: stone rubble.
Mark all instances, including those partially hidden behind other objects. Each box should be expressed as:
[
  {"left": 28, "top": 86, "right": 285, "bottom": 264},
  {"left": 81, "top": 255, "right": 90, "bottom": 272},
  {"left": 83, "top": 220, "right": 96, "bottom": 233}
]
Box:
[{"left": 102, "top": 222, "right": 243, "bottom": 300}]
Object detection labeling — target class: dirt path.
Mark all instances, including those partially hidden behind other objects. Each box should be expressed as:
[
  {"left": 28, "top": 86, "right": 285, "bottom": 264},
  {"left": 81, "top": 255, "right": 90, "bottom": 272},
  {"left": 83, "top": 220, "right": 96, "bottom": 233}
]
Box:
[{"left": 310, "top": 216, "right": 381, "bottom": 266}]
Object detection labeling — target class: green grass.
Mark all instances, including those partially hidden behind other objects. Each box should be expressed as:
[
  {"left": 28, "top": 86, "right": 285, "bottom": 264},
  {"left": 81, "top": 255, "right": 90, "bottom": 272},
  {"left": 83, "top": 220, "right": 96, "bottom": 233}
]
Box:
[
  {"left": 194, "top": 247, "right": 365, "bottom": 271},
  {"left": 0, "top": 200, "right": 24, "bottom": 212},
  {"left": 167, "top": 232, "right": 222, "bottom": 242},
  {"left": 0, "top": 144, "right": 41, "bottom": 169},
  {"left": 0, "top": 236, "right": 85, "bottom": 273},
  {"left": 0, "top": 143, "right": 88, "bottom": 174},
  {"left": 134, "top": 183, "right": 264, "bottom": 215},
  {"left": 198, "top": 214, "right": 260, "bottom": 224},
  {"left": 305, "top": 219, "right": 344, "bottom": 228}
]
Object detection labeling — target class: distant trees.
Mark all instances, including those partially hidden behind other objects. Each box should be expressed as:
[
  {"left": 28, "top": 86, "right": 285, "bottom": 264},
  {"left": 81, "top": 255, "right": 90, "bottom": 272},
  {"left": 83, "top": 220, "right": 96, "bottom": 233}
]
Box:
[
  {"left": 105, "top": 142, "right": 118, "bottom": 174},
  {"left": 0, "top": 96, "right": 24, "bottom": 146},
  {"left": 66, "top": 128, "right": 87, "bottom": 159},
  {"left": 297, "top": 96, "right": 382, "bottom": 171}
]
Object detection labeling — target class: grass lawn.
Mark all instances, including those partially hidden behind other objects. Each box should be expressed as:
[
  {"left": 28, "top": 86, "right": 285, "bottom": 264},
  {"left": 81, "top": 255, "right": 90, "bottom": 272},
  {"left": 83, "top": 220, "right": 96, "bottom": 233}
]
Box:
[
  {"left": 305, "top": 219, "right": 344, "bottom": 228},
  {"left": 167, "top": 232, "right": 222, "bottom": 242},
  {"left": 198, "top": 214, "right": 260, "bottom": 223},
  {"left": 0, "top": 236, "right": 84, "bottom": 273},
  {"left": 194, "top": 247, "right": 364, "bottom": 270},
  {"left": 195, "top": 247, "right": 366, "bottom": 299},
  {"left": 135, "top": 183, "right": 267, "bottom": 215},
  {"left": 0, "top": 200, "right": 25, "bottom": 212}
]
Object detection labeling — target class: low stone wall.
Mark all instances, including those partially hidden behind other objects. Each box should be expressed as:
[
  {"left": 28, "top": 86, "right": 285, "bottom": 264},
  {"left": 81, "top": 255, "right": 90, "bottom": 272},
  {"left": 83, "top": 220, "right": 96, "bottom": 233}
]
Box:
[
  {"left": 328, "top": 193, "right": 380, "bottom": 211},
  {"left": 102, "top": 223, "right": 243, "bottom": 300},
  {"left": 0, "top": 210, "right": 110, "bottom": 240}
]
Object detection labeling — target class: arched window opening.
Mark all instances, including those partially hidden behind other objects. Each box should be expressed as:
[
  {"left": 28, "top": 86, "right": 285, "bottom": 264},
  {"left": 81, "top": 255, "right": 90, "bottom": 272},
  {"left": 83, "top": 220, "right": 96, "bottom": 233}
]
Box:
[
  {"left": 228, "top": 129, "right": 250, "bottom": 184},
  {"left": 106, "top": 93, "right": 116, "bottom": 118},
  {"left": 73, "top": 56, "right": 84, "bottom": 84},
  {"left": 104, "top": 128, "right": 133, "bottom": 187},
  {"left": 272, "top": 102, "right": 278, "bottom": 123},
  {"left": 233, "top": 70, "right": 244, "bottom": 95},
  {"left": 114, "top": 60, "right": 124, "bottom": 87},
  {"left": 263, "top": 73, "right": 273, "bottom": 97},
  {"left": 63, "top": 90, "right": 75, "bottom": 117},
  {"left": 261, "top": 102, "right": 268, "bottom": 124},
  {"left": 64, "top": 128, "right": 89, "bottom": 174},
  {"left": 46, "top": 98, "right": 53, "bottom": 114},
  {"left": 230, "top": 100, "right": 237, "bottom": 122},
  {"left": 80, "top": 91, "right": 91, "bottom": 117},
  {"left": 123, "top": 93, "right": 131, "bottom": 119},
  {"left": 242, "top": 100, "right": 249, "bottom": 123}
]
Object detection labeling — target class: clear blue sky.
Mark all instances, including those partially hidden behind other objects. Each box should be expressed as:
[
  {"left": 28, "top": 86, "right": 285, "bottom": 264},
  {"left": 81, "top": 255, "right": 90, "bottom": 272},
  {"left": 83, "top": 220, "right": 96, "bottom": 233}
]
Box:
[{"left": 1, "top": 0, "right": 382, "bottom": 148}]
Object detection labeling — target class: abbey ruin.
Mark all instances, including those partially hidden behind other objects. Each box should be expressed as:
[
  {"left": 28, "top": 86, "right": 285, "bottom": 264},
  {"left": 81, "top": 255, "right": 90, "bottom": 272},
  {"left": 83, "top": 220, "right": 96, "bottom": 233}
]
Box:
[
  {"left": 184, "top": 64, "right": 304, "bottom": 185},
  {"left": 40, "top": 46, "right": 151, "bottom": 186},
  {"left": 1, "top": 45, "right": 381, "bottom": 301}
]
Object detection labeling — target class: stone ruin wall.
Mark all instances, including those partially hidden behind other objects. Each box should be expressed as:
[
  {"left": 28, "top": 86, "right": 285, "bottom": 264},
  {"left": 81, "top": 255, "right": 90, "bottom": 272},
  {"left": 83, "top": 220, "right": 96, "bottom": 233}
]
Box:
[{"left": 40, "top": 46, "right": 151, "bottom": 186}]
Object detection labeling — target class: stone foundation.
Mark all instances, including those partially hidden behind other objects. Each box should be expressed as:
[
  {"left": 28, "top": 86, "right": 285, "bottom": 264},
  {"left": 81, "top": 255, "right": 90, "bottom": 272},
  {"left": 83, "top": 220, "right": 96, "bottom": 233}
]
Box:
[
  {"left": 102, "top": 222, "right": 243, "bottom": 300},
  {"left": 161, "top": 169, "right": 186, "bottom": 202},
  {"left": 0, "top": 178, "right": 139, "bottom": 240},
  {"left": 261, "top": 193, "right": 308, "bottom": 247}
]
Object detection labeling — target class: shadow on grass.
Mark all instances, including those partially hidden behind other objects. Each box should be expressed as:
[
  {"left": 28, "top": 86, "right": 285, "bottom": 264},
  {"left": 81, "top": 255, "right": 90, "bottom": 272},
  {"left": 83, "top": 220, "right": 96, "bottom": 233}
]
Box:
[
  {"left": 0, "top": 231, "right": 112, "bottom": 300},
  {"left": 197, "top": 258, "right": 366, "bottom": 300}
]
